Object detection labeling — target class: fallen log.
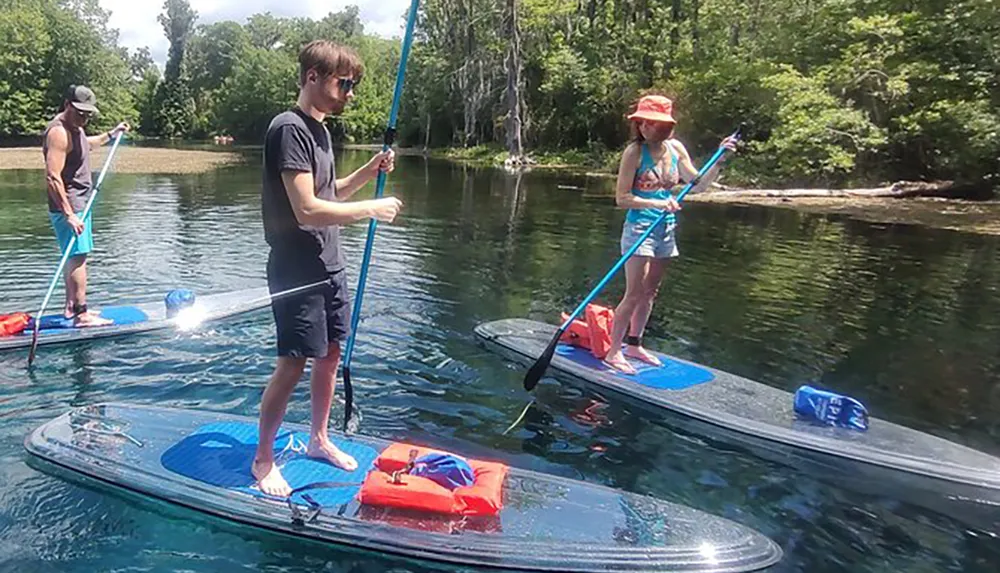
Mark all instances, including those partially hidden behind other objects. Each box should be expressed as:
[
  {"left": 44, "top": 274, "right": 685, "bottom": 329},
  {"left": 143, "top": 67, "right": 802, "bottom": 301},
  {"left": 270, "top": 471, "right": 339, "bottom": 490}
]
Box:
[{"left": 704, "top": 180, "right": 968, "bottom": 199}]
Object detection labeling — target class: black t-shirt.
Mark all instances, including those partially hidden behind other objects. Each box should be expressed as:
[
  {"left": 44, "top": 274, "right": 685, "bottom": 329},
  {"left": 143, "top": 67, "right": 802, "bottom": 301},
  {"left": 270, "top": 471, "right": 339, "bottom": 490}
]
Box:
[{"left": 262, "top": 108, "right": 345, "bottom": 273}]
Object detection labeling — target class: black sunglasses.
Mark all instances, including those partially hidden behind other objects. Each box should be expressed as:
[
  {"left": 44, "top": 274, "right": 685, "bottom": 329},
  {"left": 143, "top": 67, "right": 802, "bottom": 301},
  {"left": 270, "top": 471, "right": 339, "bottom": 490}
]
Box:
[{"left": 337, "top": 77, "right": 359, "bottom": 93}]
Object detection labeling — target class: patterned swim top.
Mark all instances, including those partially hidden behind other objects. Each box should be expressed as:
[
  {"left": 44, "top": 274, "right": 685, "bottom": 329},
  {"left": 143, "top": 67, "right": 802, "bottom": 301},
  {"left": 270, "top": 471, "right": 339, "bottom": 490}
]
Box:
[{"left": 626, "top": 142, "right": 680, "bottom": 224}]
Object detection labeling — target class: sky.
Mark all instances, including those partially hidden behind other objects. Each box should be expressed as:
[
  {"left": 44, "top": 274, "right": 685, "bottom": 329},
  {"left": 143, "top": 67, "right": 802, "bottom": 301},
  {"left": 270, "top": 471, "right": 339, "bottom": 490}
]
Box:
[{"left": 99, "top": 0, "right": 412, "bottom": 65}]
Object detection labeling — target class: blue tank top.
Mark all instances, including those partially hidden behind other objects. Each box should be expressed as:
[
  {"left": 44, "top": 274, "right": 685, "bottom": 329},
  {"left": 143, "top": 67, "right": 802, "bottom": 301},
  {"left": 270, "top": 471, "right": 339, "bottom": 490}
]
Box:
[{"left": 626, "top": 142, "right": 679, "bottom": 224}]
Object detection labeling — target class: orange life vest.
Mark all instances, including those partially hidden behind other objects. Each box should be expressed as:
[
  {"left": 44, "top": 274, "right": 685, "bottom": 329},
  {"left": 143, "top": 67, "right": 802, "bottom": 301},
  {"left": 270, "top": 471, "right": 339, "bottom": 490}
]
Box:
[
  {"left": 559, "top": 304, "right": 615, "bottom": 358},
  {"left": 358, "top": 442, "right": 508, "bottom": 517},
  {"left": 0, "top": 313, "right": 31, "bottom": 336}
]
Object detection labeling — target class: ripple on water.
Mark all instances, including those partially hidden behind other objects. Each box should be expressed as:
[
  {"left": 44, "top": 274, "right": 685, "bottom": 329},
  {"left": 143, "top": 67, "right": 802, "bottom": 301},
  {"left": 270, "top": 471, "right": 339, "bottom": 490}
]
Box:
[{"left": 1, "top": 155, "right": 1000, "bottom": 572}]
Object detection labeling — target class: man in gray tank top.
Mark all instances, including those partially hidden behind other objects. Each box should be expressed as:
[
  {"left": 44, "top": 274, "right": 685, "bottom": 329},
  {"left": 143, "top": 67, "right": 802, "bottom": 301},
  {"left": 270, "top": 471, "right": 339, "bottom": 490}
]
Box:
[{"left": 42, "top": 85, "right": 129, "bottom": 327}]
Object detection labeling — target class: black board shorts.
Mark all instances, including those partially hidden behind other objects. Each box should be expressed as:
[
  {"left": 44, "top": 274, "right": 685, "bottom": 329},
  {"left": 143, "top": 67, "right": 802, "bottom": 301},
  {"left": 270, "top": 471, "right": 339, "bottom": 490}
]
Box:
[{"left": 266, "top": 256, "right": 352, "bottom": 359}]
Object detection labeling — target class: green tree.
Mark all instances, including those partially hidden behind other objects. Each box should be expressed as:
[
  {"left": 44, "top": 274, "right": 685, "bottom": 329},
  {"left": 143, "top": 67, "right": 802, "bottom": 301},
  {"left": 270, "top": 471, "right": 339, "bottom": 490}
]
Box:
[
  {"left": 127, "top": 47, "right": 157, "bottom": 81},
  {"left": 134, "top": 66, "right": 160, "bottom": 134},
  {"left": 187, "top": 21, "right": 248, "bottom": 93},
  {"left": 756, "top": 66, "right": 887, "bottom": 185},
  {"left": 158, "top": 0, "right": 196, "bottom": 82},
  {"left": 153, "top": 0, "right": 197, "bottom": 137},
  {"left": 0, "top": 4, "right": 51, "bottom": 135},
  {"left": 2, "top": 0, "right": 994, "bottom": 190},
  {"left": 245, "top": 12, "right": 287, "bottom": 50},
  {"left": 337, "top": 35, "right": 398, "bottom": 143},
  {"left": 215, "top": 46, "right": 297, "bottom": 140}
]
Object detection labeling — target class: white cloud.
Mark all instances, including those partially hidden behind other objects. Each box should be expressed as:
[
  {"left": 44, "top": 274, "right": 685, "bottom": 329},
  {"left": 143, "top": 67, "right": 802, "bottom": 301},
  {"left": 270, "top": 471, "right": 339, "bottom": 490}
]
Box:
[{"left": 101, "top": 0, "right": 412, "bottom": 65}]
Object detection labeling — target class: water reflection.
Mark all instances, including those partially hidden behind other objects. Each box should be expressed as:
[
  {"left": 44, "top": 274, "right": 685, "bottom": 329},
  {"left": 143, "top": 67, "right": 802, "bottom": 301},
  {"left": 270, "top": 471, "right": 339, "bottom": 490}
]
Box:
[{"left": 1, "top": 150, "right": 999, "bottom": 571}]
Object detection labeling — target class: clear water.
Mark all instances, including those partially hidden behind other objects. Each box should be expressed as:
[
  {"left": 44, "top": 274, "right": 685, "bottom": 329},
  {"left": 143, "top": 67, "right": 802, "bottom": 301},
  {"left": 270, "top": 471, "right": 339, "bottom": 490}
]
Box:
[{"left": 0, "top": 149, "right": 998, "bottom": 571}]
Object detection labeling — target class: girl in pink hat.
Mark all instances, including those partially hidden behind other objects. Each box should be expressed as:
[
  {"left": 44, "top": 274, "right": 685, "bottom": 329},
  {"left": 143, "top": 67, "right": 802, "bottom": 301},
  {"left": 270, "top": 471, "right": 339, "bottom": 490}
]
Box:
[{"left": 604, "top": 94, "right": 737, "bottom": 374}]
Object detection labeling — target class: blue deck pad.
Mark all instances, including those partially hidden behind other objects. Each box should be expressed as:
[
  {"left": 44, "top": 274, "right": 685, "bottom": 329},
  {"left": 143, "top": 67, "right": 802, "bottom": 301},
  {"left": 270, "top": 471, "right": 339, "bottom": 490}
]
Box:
[
  {"left": 555, "top": 344, "right": 715, "bottom": 390},
  {"left": 32, "top": 306, "right": 149, "bottom": 332},
  {"left": 161, "top": 422, "right": 381, "bottom": 507}
]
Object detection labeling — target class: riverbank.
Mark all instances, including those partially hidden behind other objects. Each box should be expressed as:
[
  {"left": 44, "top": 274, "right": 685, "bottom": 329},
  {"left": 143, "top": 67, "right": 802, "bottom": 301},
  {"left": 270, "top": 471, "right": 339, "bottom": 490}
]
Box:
[
  {"left": 6, "top": 144, "right": 997, "bottom": 236},
  {"left": 686, "top": 193, "right": 1000, "bottom": 235},
  {"left": 343, "top": 143, "right": 619, "bottom": 176},
  {"left": 418, "top": 145, "right": 1000, "bottom": 236},
  {"left": 0, "top": 146, "right": 242, "bottom": 174}
]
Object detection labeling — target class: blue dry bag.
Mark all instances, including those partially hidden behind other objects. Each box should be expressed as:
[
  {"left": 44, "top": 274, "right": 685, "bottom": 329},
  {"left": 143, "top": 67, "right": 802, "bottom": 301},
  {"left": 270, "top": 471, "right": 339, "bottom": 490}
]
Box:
[
  {"left": 793, "top": 385, "right": 869, "bottom": 431},
  {"left": 164, "top": 289, "right": 196, "bottom": 318},
  {"left": 410, "top": 453, "right": 476, "bottom": 490}
]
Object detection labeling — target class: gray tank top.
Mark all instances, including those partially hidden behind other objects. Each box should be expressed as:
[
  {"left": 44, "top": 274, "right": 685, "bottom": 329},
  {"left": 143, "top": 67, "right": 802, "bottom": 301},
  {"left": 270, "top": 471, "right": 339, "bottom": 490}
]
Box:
[{"left": 42, "top": 115, "right": 92, "bottom": 213}]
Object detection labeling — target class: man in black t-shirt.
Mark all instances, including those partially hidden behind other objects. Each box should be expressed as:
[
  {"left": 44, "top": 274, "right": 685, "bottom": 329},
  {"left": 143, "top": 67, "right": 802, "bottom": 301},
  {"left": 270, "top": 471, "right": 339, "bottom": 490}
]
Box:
[{"left": 254, "top": 40, "right": 403, "bottom": 497}]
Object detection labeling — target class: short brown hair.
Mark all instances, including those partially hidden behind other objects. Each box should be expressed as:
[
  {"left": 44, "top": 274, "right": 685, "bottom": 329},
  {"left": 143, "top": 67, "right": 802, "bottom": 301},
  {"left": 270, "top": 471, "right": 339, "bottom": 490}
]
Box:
[{"left": 298, "top": 40, "right": 364, "bottom": 86}]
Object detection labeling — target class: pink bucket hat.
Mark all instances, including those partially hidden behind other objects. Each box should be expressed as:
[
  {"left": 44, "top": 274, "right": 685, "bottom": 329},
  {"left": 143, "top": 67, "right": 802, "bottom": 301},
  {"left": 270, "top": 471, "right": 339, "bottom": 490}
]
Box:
[{"left": 627, "top": 95, "right": 676, "bottom": 124}]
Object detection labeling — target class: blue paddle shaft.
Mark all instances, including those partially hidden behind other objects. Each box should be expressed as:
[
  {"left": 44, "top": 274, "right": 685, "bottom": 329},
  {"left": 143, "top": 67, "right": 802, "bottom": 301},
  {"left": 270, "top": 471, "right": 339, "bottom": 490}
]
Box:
[
  {"left": 29, "top": 132, "right": 124, "bottom": 348},
  {"left": 342, "top": 0, "right": 421, "bottom": 368},
  {"left": 557, "top": 128, "right": 741, "bottom": 332}
]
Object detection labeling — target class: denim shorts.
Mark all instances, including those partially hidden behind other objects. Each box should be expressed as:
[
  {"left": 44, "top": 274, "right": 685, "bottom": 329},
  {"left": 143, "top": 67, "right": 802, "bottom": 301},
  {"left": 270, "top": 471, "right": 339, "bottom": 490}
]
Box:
[{"left": 620, "top": 219, "right": 679, "bottom": 259}]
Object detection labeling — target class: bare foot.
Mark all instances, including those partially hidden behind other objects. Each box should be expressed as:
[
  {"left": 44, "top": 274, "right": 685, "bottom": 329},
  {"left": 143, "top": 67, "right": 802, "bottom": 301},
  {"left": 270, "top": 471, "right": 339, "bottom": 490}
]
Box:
[
  {"left": 307, "top": 438, "right": 358, "bottom": 472},
  {"left": 252, "top": 458, "right": 292, "bottom": 497},
  {"left": 624, "top": 345, "right": 662, "bottom": 367},
  {"left": 73, "top": 311, "right": 113, "bottom": 328},
  {"left": 604, "top": 351, "right": 637, "bottom": 375}
]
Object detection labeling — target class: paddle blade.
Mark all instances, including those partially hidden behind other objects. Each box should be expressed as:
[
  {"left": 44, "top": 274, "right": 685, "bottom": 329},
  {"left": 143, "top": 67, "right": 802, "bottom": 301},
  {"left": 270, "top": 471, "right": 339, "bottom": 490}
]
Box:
[
  {"left": 342, "top": 367, "right": 354, "bottom": 433},
  {"left": 523, "top": 332, "right": 563, "bottom": 391},
  {"left": 26, "top": 326, "right": 40, "bottom": 367}
]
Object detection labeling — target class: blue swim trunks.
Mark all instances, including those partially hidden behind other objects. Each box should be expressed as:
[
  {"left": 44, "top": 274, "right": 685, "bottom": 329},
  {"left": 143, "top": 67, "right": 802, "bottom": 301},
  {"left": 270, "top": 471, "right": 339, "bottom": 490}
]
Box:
[{"left": 48, "top": 211, "right": 94, "bottom": 257}]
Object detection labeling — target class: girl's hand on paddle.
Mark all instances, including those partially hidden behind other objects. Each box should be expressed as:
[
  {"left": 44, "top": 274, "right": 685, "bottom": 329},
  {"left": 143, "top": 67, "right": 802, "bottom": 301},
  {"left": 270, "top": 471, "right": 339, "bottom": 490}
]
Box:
[
  {"left": 720, "top": 136, "right": 739, "bottom": 154},
  {"left": 66, "top": 213, "right": 85, "bottom": 235},
  {"left": 367, "top": 149, "right": 395, "bottom": 178},
  {"left": 371, "top": 197, "right": 403, "bottom": 223},
  {"left": 657, "top": 197, "right": 681, "bottom": 212}
]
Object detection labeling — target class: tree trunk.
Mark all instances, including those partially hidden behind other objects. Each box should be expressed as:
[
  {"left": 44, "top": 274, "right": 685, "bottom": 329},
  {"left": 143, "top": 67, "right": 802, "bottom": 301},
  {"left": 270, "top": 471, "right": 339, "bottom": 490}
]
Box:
[
  {"left": 461, "top": 0, "right": 477, "bottom": 147},
  {"left": 458, "top": 62, "right": 477, "bottom": 147},
  {"left": 423, "top": 112, "right": 431, "bottom": 153},
  {"left": 504, "top": 0, "right": 524, "bottom": 160}
]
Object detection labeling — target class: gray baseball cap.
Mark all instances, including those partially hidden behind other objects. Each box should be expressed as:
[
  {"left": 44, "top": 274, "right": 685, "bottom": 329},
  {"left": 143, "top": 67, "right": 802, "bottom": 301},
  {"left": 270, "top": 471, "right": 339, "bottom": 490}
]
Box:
[{"left": 66, "top": 85, "right": 98, "bottom": 114}]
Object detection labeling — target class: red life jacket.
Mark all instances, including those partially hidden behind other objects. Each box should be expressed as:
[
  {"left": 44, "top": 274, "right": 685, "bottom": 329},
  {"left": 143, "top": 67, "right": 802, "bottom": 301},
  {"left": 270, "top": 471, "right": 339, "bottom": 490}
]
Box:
[
  {"left": 559, "top": 304, "right": 615, "bottom": 359},
  {"left": 358, "top": 442, "right": 508, "bottom": 517},
  {"left": 0, "top": 313, "right": 31, "bottom": 336}
]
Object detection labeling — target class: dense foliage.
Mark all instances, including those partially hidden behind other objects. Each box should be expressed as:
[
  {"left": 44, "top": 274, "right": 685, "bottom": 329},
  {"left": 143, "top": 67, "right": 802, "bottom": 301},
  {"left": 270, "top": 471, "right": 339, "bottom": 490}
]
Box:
[
  {"left": 1, "top": 0, "right": 996, "bottom": 191},
  {"left": 0, "top": 0, "right": 137, "bottom": 135}
]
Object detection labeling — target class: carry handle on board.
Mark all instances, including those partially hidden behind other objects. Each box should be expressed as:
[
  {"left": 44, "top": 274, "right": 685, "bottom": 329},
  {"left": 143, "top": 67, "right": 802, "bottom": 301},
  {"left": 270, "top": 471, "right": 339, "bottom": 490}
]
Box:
[
  {"left": 523, "top": 125, "right": 744, "bottom": 391},
  {"left": 287, "top": 480, "right": 363, "bottom": 525}
]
